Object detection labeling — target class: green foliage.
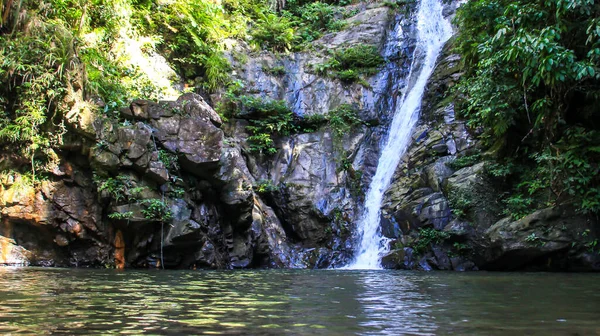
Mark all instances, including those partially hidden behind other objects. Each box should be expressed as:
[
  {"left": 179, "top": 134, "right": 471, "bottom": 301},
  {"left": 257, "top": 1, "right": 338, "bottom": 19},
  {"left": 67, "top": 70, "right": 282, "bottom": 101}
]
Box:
[
  {"left": 502, "top": 193, "right": 534, "bottom": 220},
  {"left": 328, "top": 104, "right": 362, "bottom": 138},
  {"left": 251, "top": 1, "right": 353, "bottom": 52},
  {"left": 525, "top": 232, "right": 541, "bottom": 244},
  {"left": 452, "top": 242, "right": 472, "bottom": 256},
  {"left": 158, "top": 149, "right": 180, "bottom": 172},
  {"left": 292, "top": 2, "right": 345, "bottom": 43},
  {"left": 383, "top": 0, "right": 415, "bottom": 10},
  {"left": 95, "top": 174, "right": 146, "bottom": 203},
  {"left": 0, "top": 0, "right": 181, "bottom": 179},
  {"left": 285, "top": 0, "right": 356, "bottom": 11},
  {"left": 524, "top": 232, "right": 547, "bottom": 247},
  {"left": 454, "top": 0, "right": 600, "bottom": 216},
  {"left": 346, "top": 168, "right": 363, "bottom": 197},
  {"left": 448, "top": 190, "right": 473, "bottom": 219},
  {"left": 254, "top": 180, "right": 279, "bottom": 193},
  {"left": 239, "top": 96, "right": 298, "bottom": 155},
  {"left": 314, "top": 45, "right": 384, "bottom": 83},
  {"left": 447, "top": 153, "right": 481, "bottom": 170},
  {"left": 166, "top": 182, "right": 186, "bottom": 199},
  {"left": 223, "top": 95, "right": 308, "bottom": 155},
  {"left": 108, "top": 211, "right": 134, "bottom": 220},
  {"left": 586, "top": 239, "right": 599, "bottom": 253},
  {"left": 411, "top": 228, "right": 450, "bottom": 255},
  {"left": 96, "top": 175, "right": 130, "bottom": 203},
  {"left": 251, "top": 12, "right": 296, "bottom": 52},
  {"left": 263, "top": 65, "right": 287, "bottom": 76},
  {"left": 332, "top": 207, "right": 350, "bottom": 235},
  {"left": 133, "top": 0, "right": 257, "bottom": 89},
  {"left": 140, "top": 199, "right": 172, "bottom": 222},
  {"left": 0, "top": 19, "right": 75, "bottom": 179},
  {"left": 530, "top": 128, "right": 600, "bottom": 214}
]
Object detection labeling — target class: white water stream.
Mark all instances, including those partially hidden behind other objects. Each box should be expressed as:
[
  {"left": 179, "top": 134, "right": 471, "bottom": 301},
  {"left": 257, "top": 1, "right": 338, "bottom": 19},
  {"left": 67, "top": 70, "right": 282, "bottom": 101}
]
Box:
[{"left": 345, "top": 0, "right": 453, "bottom": 269}]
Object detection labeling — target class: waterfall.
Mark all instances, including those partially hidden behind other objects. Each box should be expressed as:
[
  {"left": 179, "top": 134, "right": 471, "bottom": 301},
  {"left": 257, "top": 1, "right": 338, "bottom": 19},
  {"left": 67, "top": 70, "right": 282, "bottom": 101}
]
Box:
[{"left": 345, "top": 0, "right": 453, "bottom": 269}]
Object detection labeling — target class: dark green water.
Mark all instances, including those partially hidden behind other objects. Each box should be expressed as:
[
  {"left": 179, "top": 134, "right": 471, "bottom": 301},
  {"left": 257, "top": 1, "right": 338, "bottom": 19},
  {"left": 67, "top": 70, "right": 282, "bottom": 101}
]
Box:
[{"left": 0, "top": 268, "right": 599, "bottom": 335}]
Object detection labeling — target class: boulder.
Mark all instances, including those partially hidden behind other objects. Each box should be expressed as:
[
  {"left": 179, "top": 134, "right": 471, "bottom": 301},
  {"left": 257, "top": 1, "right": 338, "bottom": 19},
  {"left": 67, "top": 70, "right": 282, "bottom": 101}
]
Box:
[
  {"left": 381, "top": 249, "right": 406, "bottom": 269},
  {"left": 0, "top": 236, "right": 31, "bottom": 266},
  {"left": 445, "top": 162, "right": 501, "bottom": 230},
  {"left": 482, "top": 207, "right": 596, "bottom": 270}
]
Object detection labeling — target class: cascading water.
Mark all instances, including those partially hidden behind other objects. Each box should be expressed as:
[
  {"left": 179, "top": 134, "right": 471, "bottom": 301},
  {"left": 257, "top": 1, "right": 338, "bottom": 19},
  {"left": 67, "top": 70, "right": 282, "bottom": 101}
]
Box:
[{"left": 345, "top": 0, "right": 453, "bottom": 269}]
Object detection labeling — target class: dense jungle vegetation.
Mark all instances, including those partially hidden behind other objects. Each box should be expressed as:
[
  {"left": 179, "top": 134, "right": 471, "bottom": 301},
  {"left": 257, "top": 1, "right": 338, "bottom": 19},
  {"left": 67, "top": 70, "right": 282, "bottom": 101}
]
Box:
[
  {"left": 454, "top": 0, "right": 600, "bottom": 217},
  {"left": 0, "top": 0, "right": 353, "bottom": 182}
]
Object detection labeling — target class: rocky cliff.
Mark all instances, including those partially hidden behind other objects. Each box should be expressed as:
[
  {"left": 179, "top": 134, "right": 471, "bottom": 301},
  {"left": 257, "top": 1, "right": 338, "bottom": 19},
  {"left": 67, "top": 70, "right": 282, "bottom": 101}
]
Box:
[{"left": 1, "top": 0, "right": 598, "bottom": 271}]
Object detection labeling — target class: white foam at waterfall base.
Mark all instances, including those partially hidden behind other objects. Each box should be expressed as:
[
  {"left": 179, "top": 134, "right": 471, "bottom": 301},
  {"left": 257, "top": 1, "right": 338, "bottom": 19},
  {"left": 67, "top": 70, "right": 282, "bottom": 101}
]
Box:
[{"left": 344, "top": 0, "right": 453, "bottom": 270}]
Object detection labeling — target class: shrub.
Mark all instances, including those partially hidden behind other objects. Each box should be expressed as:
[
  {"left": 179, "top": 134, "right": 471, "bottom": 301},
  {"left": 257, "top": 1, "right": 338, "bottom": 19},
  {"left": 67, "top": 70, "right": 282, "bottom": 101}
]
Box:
[
  {"left": 237, "top": 96, "right": 298, "bottom": 155},
  {"left": 262, "top": 65, "right": 287, "bottom": 76},
  {"left": 314, "top": 45, "right": 384, "bottom": 83},
  {"left": 95, "top": 174, "right": 147, "bottom": 204},
  {"left": 254, "top": 180, "right": 279, "bottom": 193},
  {"left": 447, "top": 154, "right": 481, "bottom": 170},
  {"left": 327, "top": 104, "right": 362, "bottom": 138},
  {"left": 108, "top": 212, "right": 134, "bottom": 220},
  {"left": 448, "top": 190, "right": 473, "bottom": 219},
  {"left": 293, "top": 2, "right": 344, "bottom": 43},
  {"left": 251, "top": 12, "right": 296, "bottom": 52},
  {"left": 140, "top": 199, "right": 172, "bottom": 222},
  {"left": 411, "top": 228, "right": 450, "bottom": 255},
  {"left": 158, "top": 149, "right": 180, "bottom": 171}
]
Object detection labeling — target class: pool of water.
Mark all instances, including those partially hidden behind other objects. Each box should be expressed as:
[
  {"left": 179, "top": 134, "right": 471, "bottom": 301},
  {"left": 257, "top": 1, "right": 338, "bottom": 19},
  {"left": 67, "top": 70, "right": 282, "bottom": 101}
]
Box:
[{"left": 0, "top": 268, "right": 599, "bottom": 335}]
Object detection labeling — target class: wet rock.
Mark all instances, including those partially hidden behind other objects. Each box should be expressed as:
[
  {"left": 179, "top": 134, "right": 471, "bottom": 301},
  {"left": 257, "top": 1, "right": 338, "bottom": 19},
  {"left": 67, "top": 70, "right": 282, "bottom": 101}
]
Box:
[
  {"left": 390, "top": 207, "right": 423, "bottom": 234},
  {"left": 0, "top": 236, "right": 31, "bottom": 266},
  {"left": 215, "top": 145, "right": 254, "bottom": 227},
  {"left": 123, "top": 100, "right": 168, "bottom": 120},
  {"left": 174, "top": 117, "right": 223, "bottom": 173},
  {"left": 424, "top": 156, "right": 454, "bottom": 192},
  {"left": 194, "top": 240, "right": 217, "bottom": 267},
  {"left": 165, "top": 220, "right": 202, "bottom": 247},
  {"left": 268, "top": 131, "right": 345, "bottom": 245},
  {"left": 418, "top": 257, "right": 433, "bottom": 271},
  {"left": 417, "top": 192, "right": 452, "bottom": 230},
  {"left": 91, "top": 150, "right": 121, "bottom": 171},
  {"left": 446, "top": 162, "right": 501, "bottom": 230},
  {"left": 381, "top": 249, "right": 406, "bottom": 269},
  {"left": 54, "top": 235, "right": 69, "bottom": 247},
  {"left": 431, "top": 143, "right": 448, "bottom": 154},
  {"left": 443, "top": 220, "right": 475, "bottom": 239},
  {"left": 450, "top": 257, "right": 477, "bottom": 271},
  {"left": 380, "top": 212, "right": 403, "bottom": 239},
  {"left": 146, "top": 158, "right": 169, "bottom": 185},
  {"left": 110, "top": 204, "right": 152, "bottom": 224},
  {"left": 403, "top": 247, "right": 417, "bottom": 269},
  {"left": 482, "top": 207, "right": 595, "bottom": 270},
  {"left": 428, "top": 246, "right": 451, "bottom": 270}
]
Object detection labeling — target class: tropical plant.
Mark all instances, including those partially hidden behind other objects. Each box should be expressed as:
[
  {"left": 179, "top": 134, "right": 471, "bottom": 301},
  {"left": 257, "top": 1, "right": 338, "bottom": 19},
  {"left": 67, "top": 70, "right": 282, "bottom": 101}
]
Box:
[
  {"left": 454, "top": 0, "right": 600, "bottom": 216},
  {"left": 314, "top": 44, "right": 384, "bottom": 83}
]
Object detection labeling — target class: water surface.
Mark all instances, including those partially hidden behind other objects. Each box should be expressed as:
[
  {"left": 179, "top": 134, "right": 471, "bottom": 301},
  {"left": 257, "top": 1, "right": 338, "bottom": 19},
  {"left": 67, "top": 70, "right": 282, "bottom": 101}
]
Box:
[{"left": 0, "top": 268, "right": 599, "bottom": 335}]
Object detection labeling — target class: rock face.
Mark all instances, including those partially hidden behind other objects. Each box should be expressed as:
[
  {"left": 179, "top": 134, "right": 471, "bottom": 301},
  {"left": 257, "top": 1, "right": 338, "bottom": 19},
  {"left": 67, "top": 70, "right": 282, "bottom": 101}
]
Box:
[
  {"left": 0, "top": 92, "right": 298, "bottom": 269},
  {"left": 214, "top": 2, "right": 426, "bottom": 266},
  {"left": 483, "top": 207, "right": 600, "bottom": 271}
]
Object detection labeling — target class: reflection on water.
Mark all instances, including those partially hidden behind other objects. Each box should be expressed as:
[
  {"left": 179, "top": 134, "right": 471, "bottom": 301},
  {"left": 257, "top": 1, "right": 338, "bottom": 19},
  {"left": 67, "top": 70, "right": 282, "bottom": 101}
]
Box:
[
  {"left": 357, "top": 272, "right": 440, "bottom": 335},
  {"left": 0, "top": 268, "right": 599, "bottom": 335}
]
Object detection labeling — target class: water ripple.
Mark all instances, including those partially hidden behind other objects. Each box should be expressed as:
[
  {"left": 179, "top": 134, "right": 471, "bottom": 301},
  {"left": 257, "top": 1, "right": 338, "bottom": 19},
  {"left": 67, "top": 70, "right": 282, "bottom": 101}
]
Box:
[{"left": 0, "top": 268, "right": 599, "bottom": 335}]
